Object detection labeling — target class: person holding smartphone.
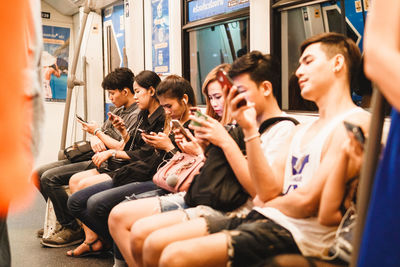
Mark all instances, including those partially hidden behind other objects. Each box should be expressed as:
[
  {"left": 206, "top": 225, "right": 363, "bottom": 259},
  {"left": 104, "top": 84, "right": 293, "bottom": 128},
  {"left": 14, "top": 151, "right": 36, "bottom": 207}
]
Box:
[
  {"left": 108, "top": 64, "right": 234, "bottom": 266},
  {"left": 64, "top": 70, "right": 165, "bottom": 257},
  {"left": 36, "top": 67, "right": 140, "bottom": 248},
  {"left": 134, "top": 34, "right": 371, "bottom": 267}
]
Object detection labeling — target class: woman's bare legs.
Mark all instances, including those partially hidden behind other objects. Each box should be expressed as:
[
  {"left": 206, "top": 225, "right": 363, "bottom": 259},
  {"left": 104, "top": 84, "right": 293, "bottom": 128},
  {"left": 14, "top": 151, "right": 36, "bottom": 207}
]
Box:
[
  {"left": 69, "top": 169, "right": 100, "bottom": 193},
  {"left": 108, "top": 197, "right": 161, "bottom": 267},
  {"left": 130, "top": 210, "right": 190, "bottom": 267},
  {"left": 159, "top": 232, "right": 228, "bottom": 267},
  {"left": 137, "top": 216, "right": 209, "bottom": 267}
]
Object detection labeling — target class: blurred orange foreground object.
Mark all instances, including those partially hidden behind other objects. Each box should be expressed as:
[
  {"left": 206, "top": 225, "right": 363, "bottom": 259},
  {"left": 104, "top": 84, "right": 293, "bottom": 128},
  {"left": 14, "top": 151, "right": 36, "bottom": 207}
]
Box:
[{"left": 0, "top": 1, "right": 36, "bottom": 215}]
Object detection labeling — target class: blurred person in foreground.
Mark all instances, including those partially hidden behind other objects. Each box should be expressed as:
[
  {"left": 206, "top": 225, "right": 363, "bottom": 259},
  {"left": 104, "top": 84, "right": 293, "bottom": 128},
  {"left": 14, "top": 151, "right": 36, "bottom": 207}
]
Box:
[{"left": 358, "top": 1, "right": 400, "bottom": 266}]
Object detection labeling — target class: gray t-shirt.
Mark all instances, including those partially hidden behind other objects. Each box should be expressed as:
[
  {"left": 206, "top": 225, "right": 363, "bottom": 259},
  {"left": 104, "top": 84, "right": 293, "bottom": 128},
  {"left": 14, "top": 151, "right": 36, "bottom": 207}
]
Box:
[{"left": 101, "top": 103, "right": 140, "bottom": 140}]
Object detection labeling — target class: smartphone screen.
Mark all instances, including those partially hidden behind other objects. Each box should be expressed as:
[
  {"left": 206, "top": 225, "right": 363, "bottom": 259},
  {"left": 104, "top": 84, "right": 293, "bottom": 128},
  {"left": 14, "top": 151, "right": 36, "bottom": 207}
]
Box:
[
  {"left": 76, "top": 114, "right": 88, "bottom": 123},
  {"left": 343, "top": 121, "right": 365, "bottom": 144},
  {"left": 171, "top": 120, "right": 191, "bottom": 140}
]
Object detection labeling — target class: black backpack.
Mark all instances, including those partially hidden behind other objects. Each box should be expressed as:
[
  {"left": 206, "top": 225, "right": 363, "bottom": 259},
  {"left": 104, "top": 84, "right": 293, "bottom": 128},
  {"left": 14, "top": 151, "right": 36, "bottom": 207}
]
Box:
[{"left": 184, "top": 116, "right": 299, "bottom": 212}]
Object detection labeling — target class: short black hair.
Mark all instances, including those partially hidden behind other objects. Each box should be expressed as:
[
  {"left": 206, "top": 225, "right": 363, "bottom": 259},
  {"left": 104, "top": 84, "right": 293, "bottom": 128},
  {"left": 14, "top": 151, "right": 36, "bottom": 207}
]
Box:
[
  {"left": 229, "top": 51, "right": 280, "bottom": 103},
  {"left": 300, "top": 32, "right": 361, "bottom": 87},
  {"left": 156, "top": 75, "right": 196, "bottom": 106},
  {"left": 101, "top": 67, "right": 135, "bottom": 93}
]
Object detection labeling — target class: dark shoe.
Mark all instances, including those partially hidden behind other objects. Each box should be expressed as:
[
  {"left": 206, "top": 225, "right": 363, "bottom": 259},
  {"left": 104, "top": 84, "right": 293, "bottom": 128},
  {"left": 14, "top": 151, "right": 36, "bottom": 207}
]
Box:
[
  {"left": 41, "top": 226, "right": 84, "bottom": 248},
  {"left": 36, "top": 228, "right": 44, "bottom": 238},
  {"left": 66, "top": 239, "right": 112, "bottom": 258}
]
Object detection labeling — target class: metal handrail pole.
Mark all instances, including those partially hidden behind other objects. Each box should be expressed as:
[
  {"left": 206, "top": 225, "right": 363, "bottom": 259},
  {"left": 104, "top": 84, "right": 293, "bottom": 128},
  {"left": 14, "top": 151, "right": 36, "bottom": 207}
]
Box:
[
  {"left": 58, "top": 0, "right": 93, "bottom": 159},
  {"left": 350, "top": 87, "right": 387, "bottom": 267}
]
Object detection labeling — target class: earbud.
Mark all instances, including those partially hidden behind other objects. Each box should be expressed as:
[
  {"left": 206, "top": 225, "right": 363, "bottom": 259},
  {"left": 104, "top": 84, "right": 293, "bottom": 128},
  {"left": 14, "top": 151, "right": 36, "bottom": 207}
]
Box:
[{"left": 183, "top": 99, "right": 187, "bottom": 104}]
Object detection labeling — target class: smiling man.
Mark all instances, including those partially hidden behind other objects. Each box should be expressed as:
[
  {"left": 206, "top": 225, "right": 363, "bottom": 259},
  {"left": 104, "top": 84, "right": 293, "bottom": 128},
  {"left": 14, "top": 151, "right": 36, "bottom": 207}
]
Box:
[{"left": 146, "top": 32, "right": 370, "bottom": 267}]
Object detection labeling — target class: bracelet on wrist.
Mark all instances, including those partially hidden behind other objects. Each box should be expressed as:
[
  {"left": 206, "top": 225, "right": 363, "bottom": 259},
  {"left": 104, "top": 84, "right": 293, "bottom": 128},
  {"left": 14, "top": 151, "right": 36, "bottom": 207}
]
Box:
[
  {"left": 93, "top": 128, "right": 102, "bottom": 136},
  {"left": 244, "top": 132, "right": 260, "bottom": 143}
]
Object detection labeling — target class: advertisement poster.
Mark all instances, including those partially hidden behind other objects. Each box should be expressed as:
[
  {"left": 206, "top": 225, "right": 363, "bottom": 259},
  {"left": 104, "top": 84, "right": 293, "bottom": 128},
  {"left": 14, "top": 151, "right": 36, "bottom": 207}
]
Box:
[
  {"left": 152, "top": 0, "right": 170, "bottom": 74},
  {"left": 42, "top": 25, "right": 70, "bottom": 102}
]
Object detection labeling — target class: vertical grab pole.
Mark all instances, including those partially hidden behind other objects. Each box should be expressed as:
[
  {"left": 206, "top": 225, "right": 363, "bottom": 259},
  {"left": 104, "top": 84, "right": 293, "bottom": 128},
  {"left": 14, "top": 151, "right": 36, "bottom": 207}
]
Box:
[
  {"left": 58, "top": 0, "right": 92, "bottom": 159},
  {"left": 350, "top": 87, "right": 387, "bottom": 267},
  {"left": 82, "top": 56, "right": 88, "bottom": 140}
]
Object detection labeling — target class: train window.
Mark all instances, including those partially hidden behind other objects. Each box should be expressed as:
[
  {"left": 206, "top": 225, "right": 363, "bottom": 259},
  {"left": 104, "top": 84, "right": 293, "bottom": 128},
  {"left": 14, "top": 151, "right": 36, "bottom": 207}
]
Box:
[
  {"left": 277, "top": 0, "right": 371, "bottom": 112},
  {"left": 187, "top": 18, "right": 249, "bottom": 105}
]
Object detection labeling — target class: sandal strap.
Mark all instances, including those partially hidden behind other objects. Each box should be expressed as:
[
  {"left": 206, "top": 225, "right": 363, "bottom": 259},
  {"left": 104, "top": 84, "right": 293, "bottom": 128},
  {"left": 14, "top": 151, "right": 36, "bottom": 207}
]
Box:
[{"left": 83, "top": 239, "right": 100, "bottom": 252}]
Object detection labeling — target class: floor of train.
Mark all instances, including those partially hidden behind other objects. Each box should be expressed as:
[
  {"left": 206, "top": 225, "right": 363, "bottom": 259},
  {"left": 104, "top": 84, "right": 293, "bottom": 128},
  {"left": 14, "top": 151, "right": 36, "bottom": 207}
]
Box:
[{"left": 7, "top": 191, "right": 113, "bottom": 267}]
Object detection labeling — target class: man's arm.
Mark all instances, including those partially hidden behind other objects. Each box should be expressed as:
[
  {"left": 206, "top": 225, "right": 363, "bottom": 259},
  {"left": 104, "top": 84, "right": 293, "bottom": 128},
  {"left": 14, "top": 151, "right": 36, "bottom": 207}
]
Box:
[
  {"left": 243, "top": 124, "right": 294, "bottom": 202},
  {"left": 264, "top": 124, "right": 354, "bottom": 218},
  {"left": 364, "top": 0, "right": 400, "bottom": 110},
  {"left": 265, "top": 114, "right": 369, "bottom": 218}
]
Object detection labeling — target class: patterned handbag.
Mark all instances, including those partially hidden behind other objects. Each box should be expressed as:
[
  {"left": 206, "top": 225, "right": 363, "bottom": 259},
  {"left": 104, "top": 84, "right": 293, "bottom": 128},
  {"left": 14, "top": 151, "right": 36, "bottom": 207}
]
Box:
[{"left": 153, "top": 152, "right": 204, "bottom": 193}]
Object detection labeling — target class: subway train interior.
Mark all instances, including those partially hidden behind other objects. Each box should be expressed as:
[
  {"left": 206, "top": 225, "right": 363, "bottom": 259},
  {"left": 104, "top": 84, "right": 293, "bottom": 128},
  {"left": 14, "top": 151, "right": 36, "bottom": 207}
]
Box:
[{"left": 4, "top": 0, "right": 394, "bottom": 266}]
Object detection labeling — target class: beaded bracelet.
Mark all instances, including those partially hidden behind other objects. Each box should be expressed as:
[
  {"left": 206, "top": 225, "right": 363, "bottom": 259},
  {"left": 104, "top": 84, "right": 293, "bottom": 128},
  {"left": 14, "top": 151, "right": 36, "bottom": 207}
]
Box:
[{"left": 93, "top": 128, "right": 102, "bottom": 136}]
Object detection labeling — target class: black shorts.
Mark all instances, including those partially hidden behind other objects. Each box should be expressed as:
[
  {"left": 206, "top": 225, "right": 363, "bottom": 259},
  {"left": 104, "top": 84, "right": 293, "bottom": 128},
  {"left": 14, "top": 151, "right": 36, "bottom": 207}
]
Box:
[{"left": 204, "top": 210, "right": 301, "bottom": 267}]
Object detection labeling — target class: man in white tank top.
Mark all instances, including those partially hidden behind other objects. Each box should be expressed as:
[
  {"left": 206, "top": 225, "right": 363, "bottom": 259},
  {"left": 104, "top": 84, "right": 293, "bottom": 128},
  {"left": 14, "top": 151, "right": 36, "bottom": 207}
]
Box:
[{"left": 150, "top": 33, "right": 370, "bottom": 267}]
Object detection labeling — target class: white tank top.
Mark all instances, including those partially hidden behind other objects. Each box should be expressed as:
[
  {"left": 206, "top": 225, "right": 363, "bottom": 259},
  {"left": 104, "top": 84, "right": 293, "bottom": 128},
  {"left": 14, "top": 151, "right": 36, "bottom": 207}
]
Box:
[
  {"left": 282, "top": 107, "right": 363, "bottom": 195},
  {"left": 255, "top": 107, "right": 364, "bottom": 257}
]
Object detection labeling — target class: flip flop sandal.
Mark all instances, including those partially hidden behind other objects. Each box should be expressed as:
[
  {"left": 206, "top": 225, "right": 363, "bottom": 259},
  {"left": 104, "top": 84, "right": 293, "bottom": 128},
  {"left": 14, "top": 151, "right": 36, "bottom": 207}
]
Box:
[{"left": 67, "top": 239, "right": 107, "bottom": 258}]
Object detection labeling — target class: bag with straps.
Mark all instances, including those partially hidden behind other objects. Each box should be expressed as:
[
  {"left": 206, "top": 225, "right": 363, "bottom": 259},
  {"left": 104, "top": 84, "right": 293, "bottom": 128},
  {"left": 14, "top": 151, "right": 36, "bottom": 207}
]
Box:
[
  {"left": 325, "top": 204, "right": 357, "bottom": 263},
  {"left": 153, "top": 152, "right": 205, "bottom": 193},
  {"left": 185, "top": 116, "right": 299, "bottom": 212},
  {"left": 64, "top": 140, "right": 94, "bottom": 163}
]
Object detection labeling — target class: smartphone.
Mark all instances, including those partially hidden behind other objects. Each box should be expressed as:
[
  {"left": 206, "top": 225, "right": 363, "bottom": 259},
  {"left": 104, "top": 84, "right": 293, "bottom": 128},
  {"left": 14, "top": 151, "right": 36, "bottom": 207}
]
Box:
[
  {"left": 75, "top": 114, "right": 88, "bottom": 124},
  {"left": 343, "top": 121, "right": 365, "bottom": 145},
  {"left": 137, "top": 128, "right": 150, "bottom": 134},
  {"left": 190, "top": 109, "right": 207, "bottom": 127},
  {"left": 107, "top": 112, "right": 116, "bottom": 122},
  {"left": 171, "top": 119, "right": 191, "bottom": 140},
  {"left": 216, "top": 69, "right": 234, "bottom": 90},
  {"left": 216, "top": 68, "right": 246, "bottom": 108}
]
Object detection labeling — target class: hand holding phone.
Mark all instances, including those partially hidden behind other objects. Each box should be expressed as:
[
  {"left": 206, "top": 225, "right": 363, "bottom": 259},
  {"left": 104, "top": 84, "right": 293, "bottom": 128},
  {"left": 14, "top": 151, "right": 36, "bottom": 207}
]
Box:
[
  {"left": 76, "top": 114, "right": 88, "bottom": 124},
  {"left": 171, "top": 120, "right": 191, "bottom": 140},
  {"left": 138, "top": 128, "right": 150, "bottom": 135},
  {"left": 190, "top": 110, "right": 208, "bottom": 127},
  {"left": 343, "top": 121, "right": 365, "bottom": 145}
]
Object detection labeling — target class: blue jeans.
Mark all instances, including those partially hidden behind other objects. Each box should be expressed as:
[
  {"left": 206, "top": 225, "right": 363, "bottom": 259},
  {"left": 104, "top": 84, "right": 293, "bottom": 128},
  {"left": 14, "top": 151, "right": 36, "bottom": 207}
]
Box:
[
  {"left": 67, "top": 180, "right": 162, "bottom": 242},
  {"left": 37, "top": 159, "right": 93, "bottom": 229}
]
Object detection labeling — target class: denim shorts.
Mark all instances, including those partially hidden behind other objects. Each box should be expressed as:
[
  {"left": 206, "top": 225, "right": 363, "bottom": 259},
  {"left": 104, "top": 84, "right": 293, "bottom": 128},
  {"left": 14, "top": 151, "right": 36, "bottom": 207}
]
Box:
[
  {"left": 204, "top": 210, "right": 300, "bottom": 267},
  {"left": 158, "top": 192, "right": 189, "bottom": 212}
]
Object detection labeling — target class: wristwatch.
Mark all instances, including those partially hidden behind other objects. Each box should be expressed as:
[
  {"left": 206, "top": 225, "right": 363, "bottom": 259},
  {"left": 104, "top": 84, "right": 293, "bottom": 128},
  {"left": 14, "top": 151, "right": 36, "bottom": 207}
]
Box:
[{"left": 111, "top": 150, "right": 117, "bottom": 158}]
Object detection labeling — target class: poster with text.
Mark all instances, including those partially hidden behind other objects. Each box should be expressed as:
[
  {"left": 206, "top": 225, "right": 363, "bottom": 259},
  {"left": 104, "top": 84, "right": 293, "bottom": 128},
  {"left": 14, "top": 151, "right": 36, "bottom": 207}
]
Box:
[
  {"left": 42, "top": 25, "right": 70, "bottom": 101},
  {"left": 152, "top": 0, "right": 170, "bottom": 74}
]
